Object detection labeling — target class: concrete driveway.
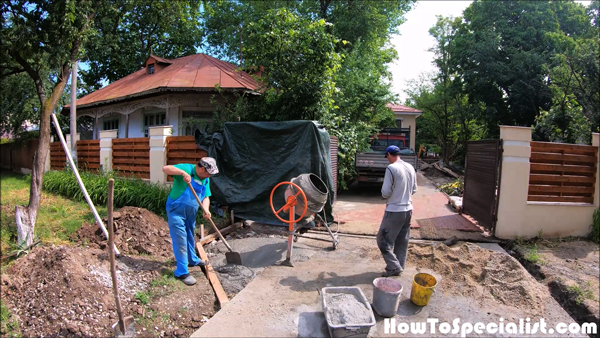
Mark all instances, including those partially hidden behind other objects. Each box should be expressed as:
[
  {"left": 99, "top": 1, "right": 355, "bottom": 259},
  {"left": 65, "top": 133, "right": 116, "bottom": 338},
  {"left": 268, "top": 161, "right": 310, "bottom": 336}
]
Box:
[{"left": 192, "top": 231, "right": 582, "bottom": 338}]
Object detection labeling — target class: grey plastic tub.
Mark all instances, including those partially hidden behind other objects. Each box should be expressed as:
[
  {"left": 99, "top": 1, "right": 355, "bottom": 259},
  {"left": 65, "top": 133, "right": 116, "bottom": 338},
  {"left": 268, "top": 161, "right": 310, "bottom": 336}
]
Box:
[{"left": 321, "top": 287, "right": 376, "bottom": 338}]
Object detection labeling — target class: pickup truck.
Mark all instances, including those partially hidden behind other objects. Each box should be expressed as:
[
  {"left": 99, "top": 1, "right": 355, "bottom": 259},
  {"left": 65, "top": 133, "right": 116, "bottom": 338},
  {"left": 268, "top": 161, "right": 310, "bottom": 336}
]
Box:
[{"left": 355, "top": 128, "right": 418, "bottom": 184}]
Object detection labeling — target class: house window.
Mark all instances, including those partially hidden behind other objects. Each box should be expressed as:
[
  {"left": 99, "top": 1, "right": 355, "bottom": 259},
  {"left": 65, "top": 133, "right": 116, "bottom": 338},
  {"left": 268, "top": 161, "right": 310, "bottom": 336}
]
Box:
[
  {"left": 181, "top": 110, "right": 213, "bottom": 136},
  {"left": 395, "top": 119, "right": 403, "bottom": 128},
  {"left": 148, "top": 64, "right": 155, "bottom": 74},
  {"left": 103, "top": 119, "right": 119, "bottom": 131},
  {"left": 143, "top": 112, "right": 166, "bottom": 137}
]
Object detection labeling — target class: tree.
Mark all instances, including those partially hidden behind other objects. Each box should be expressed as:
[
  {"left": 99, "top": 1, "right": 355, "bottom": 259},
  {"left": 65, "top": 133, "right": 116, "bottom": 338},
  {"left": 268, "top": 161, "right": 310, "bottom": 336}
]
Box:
[
  {"left": 82, "top": 0, "right": 203, "bottom": 90},
  {"left": 1, "top": 0, "right": 96, "bottom": 246},
  {"left": 0, "top": 73, "right": 40, "bottom": 138}
]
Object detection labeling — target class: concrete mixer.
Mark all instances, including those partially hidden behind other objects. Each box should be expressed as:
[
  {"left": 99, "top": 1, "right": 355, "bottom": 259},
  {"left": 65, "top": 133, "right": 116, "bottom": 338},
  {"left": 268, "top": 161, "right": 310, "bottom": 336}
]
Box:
[{"left": 270, "top": 173, "right": 339, "bottom": 266}]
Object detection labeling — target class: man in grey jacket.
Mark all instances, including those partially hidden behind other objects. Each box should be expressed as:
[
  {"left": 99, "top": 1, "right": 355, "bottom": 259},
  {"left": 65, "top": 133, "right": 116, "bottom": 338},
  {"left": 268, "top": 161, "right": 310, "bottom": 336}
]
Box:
[{"left": 377, "top": 145, "right": 417, "bottom": 277}]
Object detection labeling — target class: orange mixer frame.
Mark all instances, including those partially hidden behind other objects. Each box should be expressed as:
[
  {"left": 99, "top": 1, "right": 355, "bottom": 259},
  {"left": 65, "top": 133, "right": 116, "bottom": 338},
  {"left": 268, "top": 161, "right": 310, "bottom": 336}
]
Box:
[{"left": 270, "top": 181, "right": 308, "bottom": 266}]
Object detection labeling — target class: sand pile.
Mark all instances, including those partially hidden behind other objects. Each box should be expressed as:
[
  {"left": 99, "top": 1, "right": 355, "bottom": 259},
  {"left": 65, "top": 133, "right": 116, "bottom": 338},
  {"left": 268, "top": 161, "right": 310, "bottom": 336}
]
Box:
[
  {"left": 407, "top": 243, "right": 547, "bottom": 313},
  {"left": 325, "top": 293, "right": 372, "bottom": 325}
]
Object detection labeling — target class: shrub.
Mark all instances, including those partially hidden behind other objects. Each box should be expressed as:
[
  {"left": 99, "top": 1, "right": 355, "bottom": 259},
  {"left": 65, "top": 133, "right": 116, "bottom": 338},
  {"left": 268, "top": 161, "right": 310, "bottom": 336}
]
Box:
[
  {"left": 591, "top": 208, "right": 600, "bottom": 244},
  {"left": 439, "top": 178, "right": 464, "bottom": 197},
  {"left": 42, "top": 170, "right": 171, "bottom": 217}
]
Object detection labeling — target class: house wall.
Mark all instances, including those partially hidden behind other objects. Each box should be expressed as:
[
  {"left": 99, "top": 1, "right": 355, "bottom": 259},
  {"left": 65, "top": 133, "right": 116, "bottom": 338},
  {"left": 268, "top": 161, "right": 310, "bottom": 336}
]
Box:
[
  {"left": 394, "top": 113, "right": 418, "bottom": 151},
  {"left": 128, "top": 109, "right": 144, "bottom": 138},
  {"left": 495, "top": 126, "right": 600, "bottom": 239}
]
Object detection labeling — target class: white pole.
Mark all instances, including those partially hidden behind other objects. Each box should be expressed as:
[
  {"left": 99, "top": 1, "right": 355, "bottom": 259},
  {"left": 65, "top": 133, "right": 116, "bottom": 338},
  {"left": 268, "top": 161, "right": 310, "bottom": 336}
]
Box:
[
  {"left": 51, "top": 112, "right": 120, "bottom": 255},
  {"left": 70, "top": 61, "right": 78, "bottom": 159}
]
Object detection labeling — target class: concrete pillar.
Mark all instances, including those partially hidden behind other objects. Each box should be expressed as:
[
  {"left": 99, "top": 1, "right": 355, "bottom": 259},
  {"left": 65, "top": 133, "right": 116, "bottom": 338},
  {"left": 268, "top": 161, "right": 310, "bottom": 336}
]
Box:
[
  {"left": 149, "top": 125, "right": 172, "bottom": 184},
  {"left": 99, "top": 130, "right": 118, "bottom": 173},
  {"left": 593, "top": 133, "right": 599, "bottom": 207},
  {"left": 495, "top": 126, "right": 532, "bottom": 239},
  {"left": 65, "top": 133, "right": 80, "bottom": 152}
]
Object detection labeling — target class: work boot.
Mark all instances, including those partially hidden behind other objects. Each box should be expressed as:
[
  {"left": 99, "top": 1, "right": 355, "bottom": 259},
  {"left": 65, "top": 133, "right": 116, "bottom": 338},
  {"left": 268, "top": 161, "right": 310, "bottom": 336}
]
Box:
[
  {"left": 382, "top": 268, "right": 402, "bottom": 277},
  {"left": 176, "top": 274, "right": 197, "bottom": 286}
]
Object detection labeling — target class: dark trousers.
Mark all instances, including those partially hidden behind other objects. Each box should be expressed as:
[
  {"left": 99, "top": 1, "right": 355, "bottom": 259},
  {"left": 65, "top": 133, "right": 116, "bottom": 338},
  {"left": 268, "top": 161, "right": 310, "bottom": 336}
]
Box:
[{"left": 376, "top": 210, "right": 412, "bottom": 272}]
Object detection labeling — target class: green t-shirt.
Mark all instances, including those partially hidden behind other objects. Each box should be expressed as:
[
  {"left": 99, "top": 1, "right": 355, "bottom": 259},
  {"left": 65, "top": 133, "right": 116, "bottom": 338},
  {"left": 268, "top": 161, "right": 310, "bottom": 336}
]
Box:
[{"left": 169, "top": 163, "right": 212, "bottom": 200}]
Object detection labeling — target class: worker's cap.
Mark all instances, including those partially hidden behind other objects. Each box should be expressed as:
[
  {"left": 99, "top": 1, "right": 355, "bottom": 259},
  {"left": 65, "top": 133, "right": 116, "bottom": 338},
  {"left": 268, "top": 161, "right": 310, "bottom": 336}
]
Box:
[
  {"left": 385, "top": 145, "right": 401, "bottom": 158},
  {"left": 198, "top": 157, "right": 219, "bottom": 175}
]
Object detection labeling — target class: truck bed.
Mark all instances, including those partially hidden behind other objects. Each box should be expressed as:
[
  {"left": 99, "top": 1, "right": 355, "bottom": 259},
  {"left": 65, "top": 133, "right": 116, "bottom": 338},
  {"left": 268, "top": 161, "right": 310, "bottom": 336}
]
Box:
[{"left": 355, "top": 151, "right": 418, "bottom": 183}]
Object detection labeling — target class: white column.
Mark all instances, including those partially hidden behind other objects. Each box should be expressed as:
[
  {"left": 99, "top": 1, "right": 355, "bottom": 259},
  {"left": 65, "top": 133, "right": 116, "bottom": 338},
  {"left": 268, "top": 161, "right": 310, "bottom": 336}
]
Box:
[
  {"left": 495, "top": 126, "right": 532, "bottom": 239},
  {"left": 149, "top": 125, "right": 172, "bottom": 184},
  {"left": 593, "top": 133, "right": 599, "bottom": 207},
  {"left": 99, "top": 130, "right": 118, "bottom": 173},
  {"left": 45, "top": 136, "right": 53, "bottom": 172},
  {"left": 65, "top": 133, "right": 80, "bottom": 155}
]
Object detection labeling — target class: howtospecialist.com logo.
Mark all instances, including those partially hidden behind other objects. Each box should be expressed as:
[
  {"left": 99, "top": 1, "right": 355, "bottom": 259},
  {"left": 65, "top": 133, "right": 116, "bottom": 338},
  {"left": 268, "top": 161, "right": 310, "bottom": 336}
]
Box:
[{"left": 384, "top": 318, "right": 598, "bottom": 337}]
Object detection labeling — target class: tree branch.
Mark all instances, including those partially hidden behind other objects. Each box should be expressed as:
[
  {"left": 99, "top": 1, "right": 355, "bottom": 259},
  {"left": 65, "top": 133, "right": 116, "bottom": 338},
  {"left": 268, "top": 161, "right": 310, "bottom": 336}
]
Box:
[{"left": 0, "top": 67, "right": 26, "bottom": 79}]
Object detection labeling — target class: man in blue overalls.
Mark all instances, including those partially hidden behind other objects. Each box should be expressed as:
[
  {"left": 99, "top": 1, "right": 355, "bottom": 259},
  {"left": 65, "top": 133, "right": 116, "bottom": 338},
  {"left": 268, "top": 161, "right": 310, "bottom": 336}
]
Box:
[{"left": 162, "top": 157, "right": 219, "bottom": 285}]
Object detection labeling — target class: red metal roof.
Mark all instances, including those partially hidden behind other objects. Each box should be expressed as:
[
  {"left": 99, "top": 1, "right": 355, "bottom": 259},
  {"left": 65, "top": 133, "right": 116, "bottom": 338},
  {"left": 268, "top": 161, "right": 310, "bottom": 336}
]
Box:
[
  {"left": 386, "top": 104, "right": 422, "bottom": 113},
  {"left": 68, "top": 54, "right": 261, "bottom": 109}
]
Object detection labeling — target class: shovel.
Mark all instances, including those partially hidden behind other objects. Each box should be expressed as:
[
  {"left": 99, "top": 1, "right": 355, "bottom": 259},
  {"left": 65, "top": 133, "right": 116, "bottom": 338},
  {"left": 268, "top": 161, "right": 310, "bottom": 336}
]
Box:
[
  {"left": 107, "top": 179, "right": 135, "bottom": 337},
  {"left": 188, "top": 182, "right": 243, "bottom": 265}
]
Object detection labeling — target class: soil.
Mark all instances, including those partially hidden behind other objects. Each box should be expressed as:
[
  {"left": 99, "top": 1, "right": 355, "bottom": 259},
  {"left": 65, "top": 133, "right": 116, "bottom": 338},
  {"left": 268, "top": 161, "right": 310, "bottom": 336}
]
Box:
[
  {"left": 421, "top": 167, "right": 456, "bottom": 187},
  {"left": 74, "top": 206, "right": 173, "bottom": 258},
  {"left": 1, "top": 206, "right": 222, "bottom": 338},
  {"left": 407, "top": 242, "right": 548, "bottom": 315},
  {"left": 324, "top": 293, "right": 372, "bottom": 326},
  {"left": 510, "top": 240, "right": 600, "bottom": 333}
]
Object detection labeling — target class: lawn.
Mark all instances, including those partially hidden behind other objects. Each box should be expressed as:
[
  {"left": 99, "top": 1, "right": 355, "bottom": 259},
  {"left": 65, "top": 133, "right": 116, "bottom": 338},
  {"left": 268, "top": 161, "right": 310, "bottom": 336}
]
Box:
[{"left": 0, "top": 171, "right": 107, "bottom": 255}]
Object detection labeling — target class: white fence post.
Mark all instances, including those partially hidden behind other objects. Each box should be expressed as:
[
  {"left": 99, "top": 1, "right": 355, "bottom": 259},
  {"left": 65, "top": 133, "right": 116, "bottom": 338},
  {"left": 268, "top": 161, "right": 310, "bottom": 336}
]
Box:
[
  {"left": 149, "top": 125, "right": 172, "bottom": 184},
  {"left": 100, "top": 130, "right": 118, "bottom": 173}
]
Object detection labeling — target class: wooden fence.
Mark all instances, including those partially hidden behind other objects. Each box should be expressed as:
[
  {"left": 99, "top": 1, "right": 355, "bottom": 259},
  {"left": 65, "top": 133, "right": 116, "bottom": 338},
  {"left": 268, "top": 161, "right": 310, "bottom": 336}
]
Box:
[
  {"left": 166, "top": 136, "right": 207, "bottom": 182},
  {"left": 50, "top": 141, "right": 67, "bottom": 170},
  {"left": 112, "top": 137, "right": 150, "bottom": 179},
  {"left": 0, "top": 139, "right": 39, "bottom": 172},
  {"left": 76, "top": 140, "right": 100, "bottom": 171},
  {"left": 528, "top": 141, "right": 598, "bottom": 203}
]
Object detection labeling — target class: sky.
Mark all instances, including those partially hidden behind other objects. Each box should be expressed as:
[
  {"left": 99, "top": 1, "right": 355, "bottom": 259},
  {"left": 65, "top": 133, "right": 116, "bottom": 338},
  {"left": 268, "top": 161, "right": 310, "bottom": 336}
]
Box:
[{"left": 389, "top": 0, "right": 593, "bottom": 102}]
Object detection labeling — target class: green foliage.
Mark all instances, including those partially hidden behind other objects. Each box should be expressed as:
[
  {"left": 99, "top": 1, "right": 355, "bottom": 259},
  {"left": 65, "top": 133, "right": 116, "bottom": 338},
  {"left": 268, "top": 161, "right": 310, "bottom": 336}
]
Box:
[
  {"left": 134, "top": 291, "right": 150, "bottom": 305},
  {"left": 591, "top": 208, "right": 600, "bottom": 244},
  {"left": 0, "top": 300, "right": 20, "bottom": 336},
  {"left": 568, "top": 282, "right": 597, "bottom": 305},
  {"left": 523, "top": 244, "right": 545, "bottom": 265},
  {"left": 42, "top": 170, "right": 171, "bottom": 217},
  {"left": 438, "top": 179, "right": 464, "bottom": 197},
  {"left": 82, "top": 0, "right": 203, "bottom": 91}
]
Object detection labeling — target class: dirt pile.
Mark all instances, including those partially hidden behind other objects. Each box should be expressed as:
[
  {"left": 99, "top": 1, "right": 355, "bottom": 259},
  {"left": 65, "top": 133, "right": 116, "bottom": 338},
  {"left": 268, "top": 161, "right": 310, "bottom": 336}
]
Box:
[
  {"left": 407, "top": 243, "right": 548, "bottom": 314},
  {"left": 0, "top": 245, "right": 156, "bottom": 337},
  {"left": 75, "top": 206, "right": 173, "bottom": 257}
]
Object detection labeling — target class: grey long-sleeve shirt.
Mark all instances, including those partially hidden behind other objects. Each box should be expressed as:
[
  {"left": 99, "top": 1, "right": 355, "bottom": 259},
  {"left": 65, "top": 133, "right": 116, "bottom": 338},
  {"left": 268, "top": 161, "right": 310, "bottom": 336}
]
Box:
[{"left": 381, "top": 160, "right": 417, "bottom": 212}]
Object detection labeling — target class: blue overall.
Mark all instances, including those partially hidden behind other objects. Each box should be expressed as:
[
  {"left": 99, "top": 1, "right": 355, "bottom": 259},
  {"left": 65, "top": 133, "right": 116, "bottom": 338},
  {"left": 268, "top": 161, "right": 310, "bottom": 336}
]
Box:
[{"left": 166, "top": 175, "right": 205, "bottom": 277}]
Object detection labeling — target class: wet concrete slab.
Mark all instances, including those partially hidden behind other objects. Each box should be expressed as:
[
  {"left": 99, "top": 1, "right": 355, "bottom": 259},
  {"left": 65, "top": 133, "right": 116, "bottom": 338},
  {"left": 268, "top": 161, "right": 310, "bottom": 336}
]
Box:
[{"left": 192, "top": 233, "right": 583, "bottom": 338}]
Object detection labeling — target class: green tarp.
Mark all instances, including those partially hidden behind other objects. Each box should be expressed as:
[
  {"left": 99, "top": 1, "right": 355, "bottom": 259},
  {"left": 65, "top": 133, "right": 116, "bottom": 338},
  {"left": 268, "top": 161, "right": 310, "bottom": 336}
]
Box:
[{"left": 195, "top": 121, "right": 335, "bottom": 226}]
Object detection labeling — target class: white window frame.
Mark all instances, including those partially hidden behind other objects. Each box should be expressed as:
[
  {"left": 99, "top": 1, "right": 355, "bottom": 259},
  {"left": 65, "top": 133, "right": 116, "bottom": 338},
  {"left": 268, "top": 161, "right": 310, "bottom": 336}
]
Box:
[
  {"left": 143, "top": 110, "right": 166, "bottom": 137},
  {"left": 179, "top": 107, "right": 214, "bottom": 136}
]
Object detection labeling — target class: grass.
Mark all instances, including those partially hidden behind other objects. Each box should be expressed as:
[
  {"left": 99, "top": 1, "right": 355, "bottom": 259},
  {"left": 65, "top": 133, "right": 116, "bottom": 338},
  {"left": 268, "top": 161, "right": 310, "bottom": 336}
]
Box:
[
  {"left": 568, "top": 281, "right": 597, "bottom": 305},
  {"left": 523, "top": 244, "right": 546, "bottom": 265},
  {"left": 134, "top": 291, "right": 150, "bottom": 305},
  {"left": 150, "top": 270, "right": 183, "bottom": 291},
  {"left": 0, "top": 171, "right": 107, "bottom": 255},
  {"left": 0, "top": 300, "right": 20, "bottom": 337}
]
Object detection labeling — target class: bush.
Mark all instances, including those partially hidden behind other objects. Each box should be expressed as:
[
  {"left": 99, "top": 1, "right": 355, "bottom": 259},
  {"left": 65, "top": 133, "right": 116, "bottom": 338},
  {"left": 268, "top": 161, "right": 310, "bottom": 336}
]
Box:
[
  {"left": 591, "top": 208, "right": 600, "bottom": 244},
  {"left": 438, "top": 178, "right": 464, "bottom": 197},
  {"left": 42, "top": 170, "right": 170, "bottom": 217}
]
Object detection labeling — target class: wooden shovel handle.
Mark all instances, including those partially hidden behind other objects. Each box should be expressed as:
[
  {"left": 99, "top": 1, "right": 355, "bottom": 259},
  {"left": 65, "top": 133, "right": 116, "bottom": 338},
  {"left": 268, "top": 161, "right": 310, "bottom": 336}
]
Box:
[{"left": 187, "top": 182, "right": 233, "bottom": 252}]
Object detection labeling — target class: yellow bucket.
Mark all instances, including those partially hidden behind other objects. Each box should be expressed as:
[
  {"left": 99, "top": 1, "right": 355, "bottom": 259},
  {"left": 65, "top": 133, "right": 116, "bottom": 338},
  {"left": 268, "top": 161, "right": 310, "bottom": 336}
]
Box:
[{"left": 410, "top": 273, "right": 437, "bottom": 306}]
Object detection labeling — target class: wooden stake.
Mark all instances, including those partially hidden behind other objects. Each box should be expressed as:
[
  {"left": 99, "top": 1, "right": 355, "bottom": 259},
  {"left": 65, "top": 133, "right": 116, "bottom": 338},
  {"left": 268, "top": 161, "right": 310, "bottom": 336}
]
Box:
[
  {"left": 108, "top": 179, "right": 125, "bottom": 334},
  {"left": 196, "top": 242, "right": 229, "bottom": 307}
]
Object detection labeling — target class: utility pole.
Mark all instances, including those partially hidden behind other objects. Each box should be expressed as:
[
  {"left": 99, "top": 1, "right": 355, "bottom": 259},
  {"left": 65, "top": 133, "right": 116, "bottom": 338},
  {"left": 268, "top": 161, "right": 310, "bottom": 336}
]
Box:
[{"left": 70, "top": 60, "right": 78, "bottom": 161}]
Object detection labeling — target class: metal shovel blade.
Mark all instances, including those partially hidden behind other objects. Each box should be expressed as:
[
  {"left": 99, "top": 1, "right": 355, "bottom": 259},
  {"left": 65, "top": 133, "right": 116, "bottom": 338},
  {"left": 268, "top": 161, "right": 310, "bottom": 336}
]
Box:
[{"left": 225, "top": 251, "right": 243, "bottom": 265}]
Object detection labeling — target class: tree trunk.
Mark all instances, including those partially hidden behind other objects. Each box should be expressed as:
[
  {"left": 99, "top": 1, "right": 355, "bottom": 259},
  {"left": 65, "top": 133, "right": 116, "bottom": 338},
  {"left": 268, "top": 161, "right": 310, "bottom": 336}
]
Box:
[{"left": 16, "top": 75, "right": 70, "bottom": 247}]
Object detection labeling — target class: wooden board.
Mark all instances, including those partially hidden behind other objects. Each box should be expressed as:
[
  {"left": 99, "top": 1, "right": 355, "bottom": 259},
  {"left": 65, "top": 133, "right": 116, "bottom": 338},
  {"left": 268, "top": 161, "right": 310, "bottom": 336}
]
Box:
[
  {"left": 200, "top": 222, "right": 243, "bottom": 246},
  {"left": 196, "top": 243, "right": 229, "bottom": 307},
  {"left": 530, "top": 141, "right": 598, "bottom": 156},
  {"left": 527, "top": 195, "right": 594, "bottom": 203}
]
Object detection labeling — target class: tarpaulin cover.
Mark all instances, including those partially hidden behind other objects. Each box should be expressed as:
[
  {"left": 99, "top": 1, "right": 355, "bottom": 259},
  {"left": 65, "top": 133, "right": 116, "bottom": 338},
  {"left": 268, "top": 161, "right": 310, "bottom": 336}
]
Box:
[{"left": 195, "top": 121, "right": 335, "bottom": 226}]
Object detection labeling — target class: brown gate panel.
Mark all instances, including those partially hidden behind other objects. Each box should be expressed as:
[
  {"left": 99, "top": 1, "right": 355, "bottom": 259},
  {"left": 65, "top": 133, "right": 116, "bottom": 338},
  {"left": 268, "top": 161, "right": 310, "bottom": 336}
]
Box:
[
  {"left": 50, "top": 141, "right": 67, "bottom": 170},
  {"left": 76, "top": 140, "right": 100, "bottom": 171},
  {"left": 112, "top": 138, "right": 150, "bottom": 179},
  {"left": 463, "top": 140, "right": 502, "bottom": 230},
  {"left": 166, "top": 136, "right": 207, "bottom": 182}
]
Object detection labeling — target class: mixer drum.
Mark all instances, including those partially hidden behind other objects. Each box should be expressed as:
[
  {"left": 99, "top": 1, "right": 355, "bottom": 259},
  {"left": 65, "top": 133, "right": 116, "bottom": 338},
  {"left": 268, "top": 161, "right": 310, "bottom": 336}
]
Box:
[{"left": 284, "top": 173, "right": 329, "bottom": 218}]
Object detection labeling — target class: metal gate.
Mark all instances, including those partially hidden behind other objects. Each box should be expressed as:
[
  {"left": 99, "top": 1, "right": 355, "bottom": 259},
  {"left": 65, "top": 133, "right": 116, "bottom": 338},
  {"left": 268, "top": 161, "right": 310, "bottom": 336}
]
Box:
[{"left": 463, "top": 140, "right": 503, "bottom": 233}]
